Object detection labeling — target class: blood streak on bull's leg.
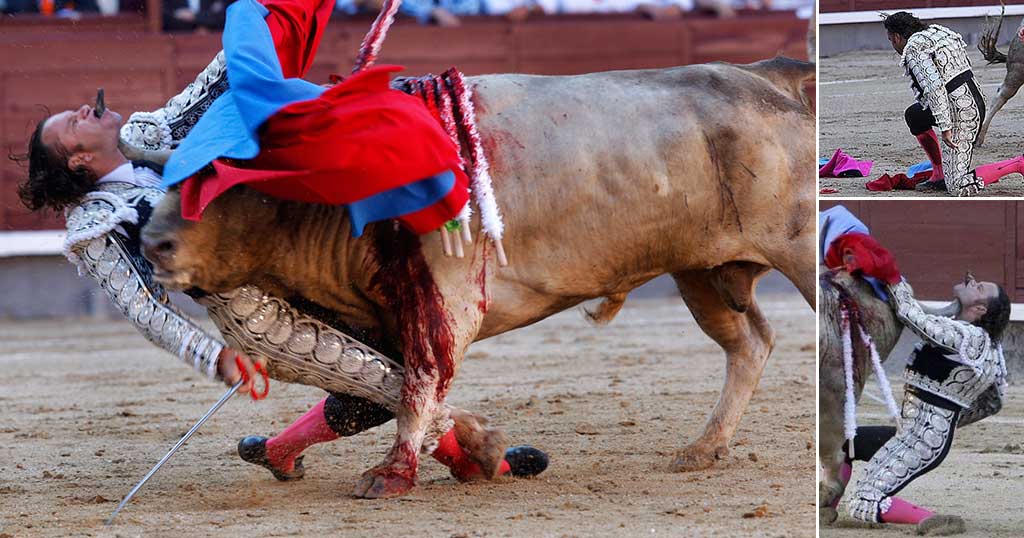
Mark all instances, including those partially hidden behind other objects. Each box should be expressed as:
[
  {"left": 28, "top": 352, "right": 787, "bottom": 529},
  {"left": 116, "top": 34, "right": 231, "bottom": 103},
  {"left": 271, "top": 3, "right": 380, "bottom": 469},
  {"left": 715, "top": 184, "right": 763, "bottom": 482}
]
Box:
[{"left": 368, "top": 224, "right": 458, "bottom": 483}]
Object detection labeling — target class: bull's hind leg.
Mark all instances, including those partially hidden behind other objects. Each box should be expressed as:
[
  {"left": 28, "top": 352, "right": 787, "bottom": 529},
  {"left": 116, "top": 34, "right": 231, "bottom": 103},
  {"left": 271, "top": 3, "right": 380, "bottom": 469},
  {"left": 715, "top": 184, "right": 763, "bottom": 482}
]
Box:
[{"left": 669, "top": 263, "right": 775, "bottom": 472}]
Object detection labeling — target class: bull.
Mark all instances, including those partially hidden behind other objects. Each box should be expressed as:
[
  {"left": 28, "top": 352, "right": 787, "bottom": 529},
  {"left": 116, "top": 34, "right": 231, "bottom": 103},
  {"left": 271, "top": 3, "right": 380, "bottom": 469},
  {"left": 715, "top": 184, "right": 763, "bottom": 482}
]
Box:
[{"left": 142, "top": 58, "right": 816, "bottom": 498}]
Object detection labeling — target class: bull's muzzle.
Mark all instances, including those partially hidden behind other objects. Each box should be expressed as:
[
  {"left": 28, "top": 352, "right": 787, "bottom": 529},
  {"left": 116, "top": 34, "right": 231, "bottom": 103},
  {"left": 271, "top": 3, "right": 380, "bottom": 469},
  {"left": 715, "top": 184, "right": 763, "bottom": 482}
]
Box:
[{"left": 140, "top": 233, "right": 178, "bottom": 273}]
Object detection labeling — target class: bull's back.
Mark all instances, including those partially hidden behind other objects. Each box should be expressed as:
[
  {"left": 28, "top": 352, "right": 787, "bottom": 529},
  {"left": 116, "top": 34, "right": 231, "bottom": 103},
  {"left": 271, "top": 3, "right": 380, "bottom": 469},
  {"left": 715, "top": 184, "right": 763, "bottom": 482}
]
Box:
[{"left": 469, "top": 64, "right": 814, "bottom": 292}]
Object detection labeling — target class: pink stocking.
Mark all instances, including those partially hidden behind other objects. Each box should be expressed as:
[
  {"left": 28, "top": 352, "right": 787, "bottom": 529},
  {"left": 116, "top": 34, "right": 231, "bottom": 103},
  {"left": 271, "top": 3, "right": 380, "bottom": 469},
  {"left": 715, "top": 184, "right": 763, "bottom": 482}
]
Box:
[
  {"left": 915, "top": 130, "right": 945, "bottom": 182},
  {"left": 264, "top": 398, "right": 339, "bottom": 472},
  {"left": 880, "top": 496, "right": 935, "bottom": 525},
  {"left": 974, "top": 155, "right": 1024, "bottom": 185}
]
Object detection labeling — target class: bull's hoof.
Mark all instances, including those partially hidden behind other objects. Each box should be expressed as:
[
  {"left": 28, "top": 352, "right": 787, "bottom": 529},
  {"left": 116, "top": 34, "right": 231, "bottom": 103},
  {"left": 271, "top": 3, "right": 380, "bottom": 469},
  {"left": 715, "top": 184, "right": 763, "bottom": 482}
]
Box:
[
  {"left": 916, "top": 515, "right": 966, "bottom": 536},
  {"left": 669, "top": 443, "right": 729, "bottom": 472},
  {"left": 353, "top": 468, "right": 416, "bottom": 499},
  {"left": 819, "top": 506, "right": 839, "bottom": 526},
  {"left": 237, "top": 436, "right": 305, "bottom": 481},
  {"left": 818, "top": 480, "right": 845, "bottom": 512},
  {"left": 452, "top": 409, "right": 510, "bottom": 480}
]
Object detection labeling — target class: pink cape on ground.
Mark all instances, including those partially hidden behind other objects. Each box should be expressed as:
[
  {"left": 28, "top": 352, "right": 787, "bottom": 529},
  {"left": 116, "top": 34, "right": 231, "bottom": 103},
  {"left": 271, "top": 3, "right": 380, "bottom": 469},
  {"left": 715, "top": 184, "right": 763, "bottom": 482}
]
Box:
[{"left": 819, "top": 148, "right": 874, "bottom": 178}]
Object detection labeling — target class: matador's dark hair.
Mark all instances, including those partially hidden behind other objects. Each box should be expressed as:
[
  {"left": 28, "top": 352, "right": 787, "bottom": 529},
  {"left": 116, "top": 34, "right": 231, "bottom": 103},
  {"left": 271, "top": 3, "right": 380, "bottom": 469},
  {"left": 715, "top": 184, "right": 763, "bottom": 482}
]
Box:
[
  {"left": 10, "top": 110, "right": 97, "bottom": 213},
  {"left": 882, "top": 11, "right": 929, "bottom": 39},
  {"left": 976, "top": 285, "right": 1011, "bottom": 343}
]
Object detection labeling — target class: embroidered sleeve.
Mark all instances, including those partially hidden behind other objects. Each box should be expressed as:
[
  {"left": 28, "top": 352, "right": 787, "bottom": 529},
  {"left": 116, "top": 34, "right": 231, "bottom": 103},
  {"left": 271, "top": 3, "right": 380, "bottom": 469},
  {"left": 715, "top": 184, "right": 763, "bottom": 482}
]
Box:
[
  {"left": 200, "top": 285, "right": 404, "bottom": 409},
  {"left": 120, "top": 51, "right": 228, "bottom": 151},
  {"left": 70, "top": 233, "right": 225, "bottom": 379},
  {"left": 957, "top": 383, "right": 1002, "bottom": 427},
  {"left": 888, "top": 280, "right": 989, "bottom": 365},
  {"left": 904, "top": 41, "right": 952, "bottom": 131}
]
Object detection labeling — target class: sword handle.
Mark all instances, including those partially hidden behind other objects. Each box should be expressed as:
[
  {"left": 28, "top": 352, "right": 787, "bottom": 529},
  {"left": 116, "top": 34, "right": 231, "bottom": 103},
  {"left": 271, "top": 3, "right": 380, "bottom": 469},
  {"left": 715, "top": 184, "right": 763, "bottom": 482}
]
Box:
[{"left": 235, "top": 355, "right": 270, "bottom": 401}]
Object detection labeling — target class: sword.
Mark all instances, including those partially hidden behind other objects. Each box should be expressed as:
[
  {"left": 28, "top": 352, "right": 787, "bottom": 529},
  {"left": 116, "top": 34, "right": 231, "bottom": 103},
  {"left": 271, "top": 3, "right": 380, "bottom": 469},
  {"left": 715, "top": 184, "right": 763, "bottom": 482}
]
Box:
[{"left": 105, "top": 380, "right": 242, "bottom": 525}]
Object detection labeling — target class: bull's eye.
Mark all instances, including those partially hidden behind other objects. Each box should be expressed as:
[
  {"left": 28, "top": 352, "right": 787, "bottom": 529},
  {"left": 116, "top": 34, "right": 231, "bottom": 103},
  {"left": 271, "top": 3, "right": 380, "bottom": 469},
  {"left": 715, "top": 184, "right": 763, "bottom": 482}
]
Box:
[{"left": 156, "top": 240, "right": 176, "bottom": 254}]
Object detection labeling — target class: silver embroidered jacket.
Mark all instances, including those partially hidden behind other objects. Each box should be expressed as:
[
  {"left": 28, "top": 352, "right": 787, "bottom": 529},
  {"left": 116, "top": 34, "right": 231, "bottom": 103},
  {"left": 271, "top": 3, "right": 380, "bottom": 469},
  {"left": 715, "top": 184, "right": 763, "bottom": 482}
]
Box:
[
  {"left": 200, "top": 288, "right": 403, "bottom": 408},
  {"left": 64, "top": 179, "right": 225, "bottom": 379},
  {"left": 64, "top": 180, "right": 406, "bottom": 409},
  {"left": 120, "top": 51, "right": 228, "bottom": 152},
  {"left": 900, "top": 25, "right": 972, "bottom": 132},
  {"left": 889, "top": 280, "right": 1006, "bottom": 409}
]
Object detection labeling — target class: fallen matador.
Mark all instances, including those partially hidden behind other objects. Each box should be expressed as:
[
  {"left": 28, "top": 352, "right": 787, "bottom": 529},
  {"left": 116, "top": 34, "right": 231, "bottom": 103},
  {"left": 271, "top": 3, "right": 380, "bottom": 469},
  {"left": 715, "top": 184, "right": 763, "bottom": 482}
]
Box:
[
  {"left": 818, "top": 206, "right": 1010, "bottom": 532},
  {"left": 15, "top": 0, "right": 548, "bottom": 495}
]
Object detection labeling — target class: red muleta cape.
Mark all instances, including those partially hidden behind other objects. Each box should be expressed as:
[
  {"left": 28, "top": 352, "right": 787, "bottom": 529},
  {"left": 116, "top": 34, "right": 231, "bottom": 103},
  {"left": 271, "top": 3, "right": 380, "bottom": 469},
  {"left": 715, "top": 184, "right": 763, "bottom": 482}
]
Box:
[{"left": 181, "top": 0, "right": 468, "bottom": 234}]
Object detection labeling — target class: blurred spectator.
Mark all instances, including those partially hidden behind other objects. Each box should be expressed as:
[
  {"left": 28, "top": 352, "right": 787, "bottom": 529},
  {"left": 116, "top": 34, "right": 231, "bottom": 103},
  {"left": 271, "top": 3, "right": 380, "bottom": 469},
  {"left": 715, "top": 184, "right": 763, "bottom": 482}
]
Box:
[
  {"left": 764, "top": 0, "right": 812, "bottom": 17},
  {"left": 3, "top": 0, "right": 99, "bottom": 15},
  {"left": 557, "top": 0, "right": 693, "bottom": 19},
  {"left": 693, "top": 0, "right": 743, "bottom": 18},
  {"left": 164, "top": 0, "right": 233, "bottom": 31},
  {"left": 336, "top": 0, "right": 479, "bottom": 26},
  {"left": 330, "top": 0, "right": 806, "bottom": 22},
  {"left": 693, "top": 0, "right": 813, "bottom": 18},
  {"left": 480, "top": 0, "right": 550, "bottom": 21}
]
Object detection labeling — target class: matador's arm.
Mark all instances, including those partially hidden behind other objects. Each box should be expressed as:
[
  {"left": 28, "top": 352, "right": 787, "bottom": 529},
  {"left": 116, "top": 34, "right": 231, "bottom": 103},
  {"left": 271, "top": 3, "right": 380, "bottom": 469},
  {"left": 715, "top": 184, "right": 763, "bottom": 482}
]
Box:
[
  {"left": 64, "top": 207, "right": 224, "bottom": 379},
  {"left": 888, "top": 280, "right": 990, "bottom": 368},
  {"left": 199, "top": 286, "right": 405, "bottom": 410},
  {"left": 904, "top": 41, "right": 953, "bottom": 132}
]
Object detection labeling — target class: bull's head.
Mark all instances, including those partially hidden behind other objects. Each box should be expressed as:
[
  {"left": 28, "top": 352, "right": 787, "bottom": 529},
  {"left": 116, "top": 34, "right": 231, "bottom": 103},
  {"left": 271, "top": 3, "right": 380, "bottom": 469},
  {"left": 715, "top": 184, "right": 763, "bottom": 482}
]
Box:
[{"left": 142, "top": 186, "right": 280, "bottom": 293}]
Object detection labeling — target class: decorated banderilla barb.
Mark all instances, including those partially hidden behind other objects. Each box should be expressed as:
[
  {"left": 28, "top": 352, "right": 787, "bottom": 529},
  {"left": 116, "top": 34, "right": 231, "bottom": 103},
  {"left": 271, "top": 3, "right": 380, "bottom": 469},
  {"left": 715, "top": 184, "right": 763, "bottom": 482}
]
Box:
[{"left": 350, "top": 0, "right": 508, "bottom": 266}]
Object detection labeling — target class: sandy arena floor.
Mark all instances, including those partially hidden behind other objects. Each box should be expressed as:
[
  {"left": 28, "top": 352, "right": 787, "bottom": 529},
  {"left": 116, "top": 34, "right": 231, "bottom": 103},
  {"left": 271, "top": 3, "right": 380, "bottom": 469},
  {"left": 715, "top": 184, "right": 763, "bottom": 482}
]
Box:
[
  {"left": 819, "top": 49, "right": 1024, "bottom": 197},
  {"left": 821, "top": 381, "right": 1024, "bottom": 537},
  {"left": 0, "top": 294, "right": 814, "bottom": 538}
]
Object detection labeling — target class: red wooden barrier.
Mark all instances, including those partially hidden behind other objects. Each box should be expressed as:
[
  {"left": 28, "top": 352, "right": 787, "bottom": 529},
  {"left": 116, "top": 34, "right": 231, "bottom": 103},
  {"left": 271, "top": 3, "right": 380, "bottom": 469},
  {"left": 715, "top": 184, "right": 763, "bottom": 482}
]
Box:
[{"left": 820, "top": 0, "right": 1024, "bottom": 14}]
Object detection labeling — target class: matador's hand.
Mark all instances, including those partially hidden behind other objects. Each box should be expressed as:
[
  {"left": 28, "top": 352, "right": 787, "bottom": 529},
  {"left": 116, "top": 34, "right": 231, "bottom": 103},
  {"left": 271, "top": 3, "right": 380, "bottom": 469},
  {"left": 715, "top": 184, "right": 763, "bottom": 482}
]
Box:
[
  {"left": 941, "top": 130, "right": 955, "bottom": 149},
  {"left": 217, "top": 348, "right": 263, "bottom": 394}
]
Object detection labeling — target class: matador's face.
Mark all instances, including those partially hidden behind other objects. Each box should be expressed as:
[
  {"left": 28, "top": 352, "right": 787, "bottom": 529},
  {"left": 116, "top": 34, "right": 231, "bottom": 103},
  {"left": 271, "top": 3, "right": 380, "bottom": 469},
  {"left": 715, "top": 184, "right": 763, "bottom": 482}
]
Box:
[
  {"left": 40, "top": 104, "right": 123, "bottom": 172},
  {"left": 953, "top": 273, "right": 999, "bottom": 321},
  {"left": 886, "top": 32, "right": 907, "bottom": 55}
]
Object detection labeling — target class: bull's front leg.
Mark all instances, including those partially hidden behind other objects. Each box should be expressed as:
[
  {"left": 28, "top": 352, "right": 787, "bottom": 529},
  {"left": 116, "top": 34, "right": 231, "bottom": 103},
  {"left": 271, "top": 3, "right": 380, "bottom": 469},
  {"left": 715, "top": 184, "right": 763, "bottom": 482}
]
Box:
[
  {"left": 354, "top": 226, "right": 496, "bottom": 498},
  {"left": 818, "top": 333, "right": 851, "bottom": 525},
  {"left": 352, "top": 369, "right": 449, "bottom": 499}
]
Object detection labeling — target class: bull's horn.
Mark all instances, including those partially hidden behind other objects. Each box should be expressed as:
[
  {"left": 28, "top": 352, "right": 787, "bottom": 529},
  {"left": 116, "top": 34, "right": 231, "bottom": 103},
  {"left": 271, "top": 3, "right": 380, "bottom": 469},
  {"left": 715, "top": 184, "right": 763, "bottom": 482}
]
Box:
[
  {"left": 922, "top": 300, "right": 960, "bottom": 318},
  {"left": 119, "top": 140, "right": 173, "bottom": 166}
]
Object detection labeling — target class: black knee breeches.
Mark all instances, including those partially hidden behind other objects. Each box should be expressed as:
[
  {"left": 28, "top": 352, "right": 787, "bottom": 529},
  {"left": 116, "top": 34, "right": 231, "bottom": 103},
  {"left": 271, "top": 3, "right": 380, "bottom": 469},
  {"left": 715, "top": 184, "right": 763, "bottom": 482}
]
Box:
[
  {"left": 323, "top": 392, "right": 394, "bottom": 436},
  {"left": 905, "top": 103, "right": 936, "bottom": 136}
]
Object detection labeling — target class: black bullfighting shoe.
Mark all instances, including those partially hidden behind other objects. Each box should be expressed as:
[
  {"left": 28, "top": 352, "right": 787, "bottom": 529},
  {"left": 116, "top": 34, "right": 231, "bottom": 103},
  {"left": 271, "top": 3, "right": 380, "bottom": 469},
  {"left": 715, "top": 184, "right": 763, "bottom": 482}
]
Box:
[
  {"left": 915, "top": 179, "right": 947, "bottom": 192},
  {"left": 504, "top": 445, "right": 549, "bottom": 477},
  {"left": 237, "top": 436, "right": 306, "bottom": 481}
]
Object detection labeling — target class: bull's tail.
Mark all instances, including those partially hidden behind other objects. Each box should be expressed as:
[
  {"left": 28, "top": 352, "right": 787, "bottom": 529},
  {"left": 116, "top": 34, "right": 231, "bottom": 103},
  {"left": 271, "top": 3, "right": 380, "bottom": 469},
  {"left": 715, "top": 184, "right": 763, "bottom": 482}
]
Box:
[
  {"left": 979, "top": 3, "right": 1008, "bottom": 64},
  {"left": 737, "top": 56, "right": 815, "bottom": 114}
]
